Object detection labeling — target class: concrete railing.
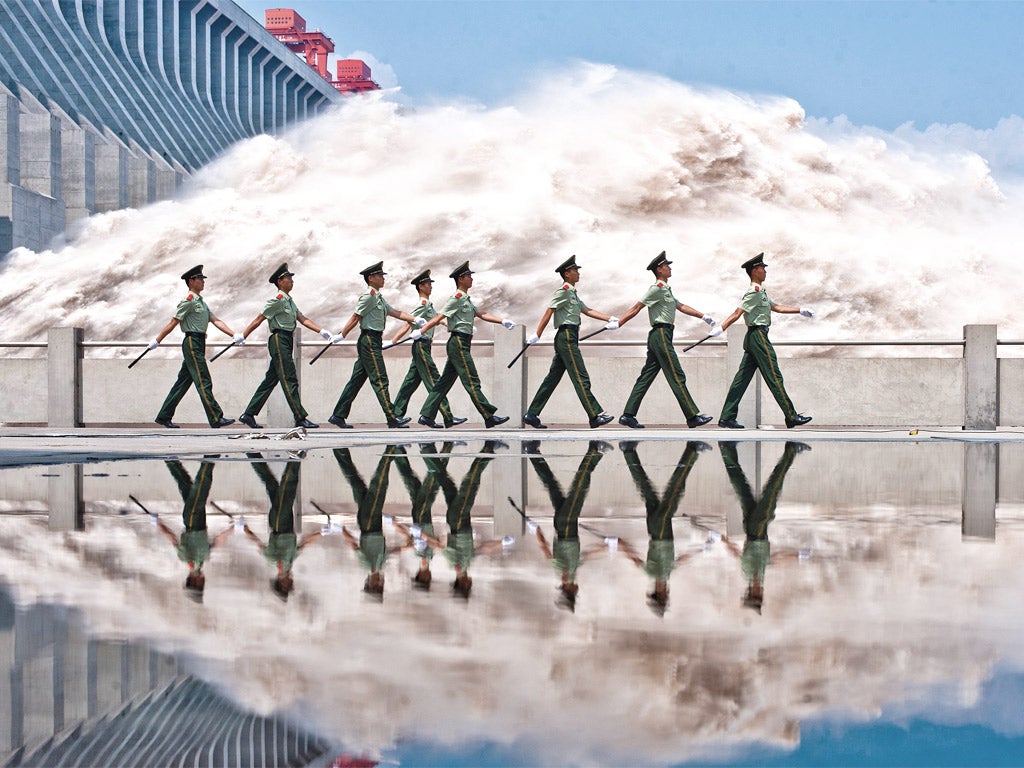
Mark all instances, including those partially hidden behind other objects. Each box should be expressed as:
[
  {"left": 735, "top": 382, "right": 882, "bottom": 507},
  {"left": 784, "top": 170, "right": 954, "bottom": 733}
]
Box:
[{"left": 0, "top": 324, "right": 1016, "bottom": 429}]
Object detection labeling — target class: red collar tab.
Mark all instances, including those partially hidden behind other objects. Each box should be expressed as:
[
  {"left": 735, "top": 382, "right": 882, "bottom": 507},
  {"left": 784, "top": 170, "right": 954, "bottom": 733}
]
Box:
[
  {"left": 186, "top": 293, "right": 194, "bottom": 300},
  {"left": 657, "top": 282, "right": 665, "bottom": 288},
  {"left": 370, "top": 289, "right": 376, "bottom": 295},
  {"left": 421, "top": 299, "right": 427, "bottom": 305},
  {"left": 276, "top": 293, "right": 284, "bottom": 299},
  {"left": 455, "top": 292, "right": 463, "bottom": 299}
]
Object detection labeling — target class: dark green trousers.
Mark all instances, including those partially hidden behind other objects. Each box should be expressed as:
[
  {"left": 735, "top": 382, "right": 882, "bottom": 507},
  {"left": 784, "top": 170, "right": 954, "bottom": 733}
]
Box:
[
  {"left": 244, "top": 330, "right": 307, "bottom": 421},
  {"left": 421, "top": 333, "right": 497, "bottom": 420},
  {"left": 394, "top": 442, "right": 458, "bottom": 527},
  {"left": 720, "top": 327, "right": 797, "bottom": 422},
  {"left": 623, "top": 325, "right": 699, "bottom": 419},
  {"left": 527, "top": 325, "right": 603, "bottom": 418},
  {"left": 528, "top": 443, "right": 604, "bottom": 540},
  {"left": 334, "top": 447, "right": 397, "bottom": 534},
  {"left": 393, "top": 339, "right": 455, "bottom": 424},
  {"left": 446, "top": 443, "right": 496, "bottom": 533},
  {"left": 719, "top": 441, "right": 798, "bottom": 540},
  {"left": 333, "top": 331, "right": 399, "bottom": 421},
  {"left": 621, "top": 442, "right": 701, "bottom": 542},
  {"left": 166, "top": 460, "right": 215, "bottom": 531},
  {"left": 157, "top": 335, "right": 224, "bottom": 425}
]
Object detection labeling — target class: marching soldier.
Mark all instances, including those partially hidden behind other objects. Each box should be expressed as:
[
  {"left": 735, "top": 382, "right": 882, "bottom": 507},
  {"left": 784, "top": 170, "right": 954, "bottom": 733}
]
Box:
[
  {"left": 616, "top": 251, "right": 717, "bottom": 429},
  {"left": 329, "top": 262, "right": 426, "bottom": 429},
  {"left": 237, "top": 263, "right": 335, "bottom": 430},
  {"left": 717, "top": 253, "right": 813, "bottom": 429},
  {"left": 388, "top": 270, "right": 467, "bottom": 428},
  {"left": 414, "top": 261, "right": 515, "bottom": 429},
  {"left": 521, "top": 255, "right": 616, "bottom": 429},
  {"left": 150, "top": 265, "right": 240, "bottom": 428}
]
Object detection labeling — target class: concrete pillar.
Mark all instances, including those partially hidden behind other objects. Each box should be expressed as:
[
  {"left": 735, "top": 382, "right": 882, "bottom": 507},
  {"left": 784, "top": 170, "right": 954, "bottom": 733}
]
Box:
[
  {"left": 492, "top": 455, "right": 525, "bottom": 538},
  {"left": 48, "top": 327, "right": 82, "bottom": 427},
  {"left": 48, "top": 464, "right": 84, "bottom": 532},
  {"left": 93, "top": 134, "right": 127, "bottom": 213},
  {"left": 727, "top": 324, "right": 760, "bottom": 428},
  {"left": 962, "top": 442, "right": 997, "bottom": 539},
  {"left": 19, "top": 108, "right": 60, "bottom": 200},
  {"left": 267, "top": 328, "right": 302, "bottom": 428},
  {"left": 60, "top": 117, "right": 95, "bottom": 225},
  {"left": 963, "top": 325, "right": 997, "bottom": 430},
  {"left": 492, "top": 325, "right": 525, "bottom": 421}
]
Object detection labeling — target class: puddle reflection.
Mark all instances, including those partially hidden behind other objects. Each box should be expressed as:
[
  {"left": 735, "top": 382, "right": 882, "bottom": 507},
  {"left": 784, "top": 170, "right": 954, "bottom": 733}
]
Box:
[{"left": 1, "top": 439, "right": 1023, "bottom": 766}]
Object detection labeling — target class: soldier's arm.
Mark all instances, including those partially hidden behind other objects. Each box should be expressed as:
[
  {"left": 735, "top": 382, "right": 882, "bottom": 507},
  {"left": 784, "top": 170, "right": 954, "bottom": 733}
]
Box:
[
  {"left": 616, "top": 301, "right": 645, "bottom": 327},
  {"left": 390, "top": 321, "right": 414, "bottom": 345},
  {"left": 386, "top": 308, "right": 417, "bottom": 324},
  {"left": 209, "top": 317, "right": 237, "bottom": 337},
  {"left": 581, "top": 307, "right": 613, "bottom": 322},
  {"left": 534, "top": 307, "right": 554, "bottom": 338},
  {"left": 719, "top": 307, "right": 744, "bottom": 332},
  {"left": 675, "top": 302, "right": 705, "bottom": 319},
  {"left": 296, "top": 313, "right": 328, "bottom": 334},
  {"left": 474, "top": 310, "right": 504, "bottom": 324},
  {"left": 154, "top": 318, "right": 180, "bottom": 343},
  {"left": 242, "top": 314, "right": 267, "bottom": 338},
  {"left": 769, "top": 302, "right": 801, "bottom": 314},
  {"left": 340, "top": 313, "right": 361, "bottom": 337}
]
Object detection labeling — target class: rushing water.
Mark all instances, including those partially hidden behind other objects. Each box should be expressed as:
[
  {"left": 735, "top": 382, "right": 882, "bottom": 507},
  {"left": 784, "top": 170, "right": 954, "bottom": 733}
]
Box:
[
  {"left": 0, "top": 438, "right": 1022, "bottom": 766},
  {"left": 2, "top": 65, "right": 1023, "bottom": 347}
]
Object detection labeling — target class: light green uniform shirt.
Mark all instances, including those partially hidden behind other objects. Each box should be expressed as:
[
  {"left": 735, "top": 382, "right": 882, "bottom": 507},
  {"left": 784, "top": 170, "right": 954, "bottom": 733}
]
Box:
[
  {"left": 177, "top": 530, "right": 210, "bottom": 566},
  {"left": 174, "top": 293, "right": 211, "bottom": 334},
  {"left": 644, "top": 539, "right": 675, "bottom": 580},
  {"left": 262, "top": 291, "right": 299, "bottom": 332},
  {"left": 355, "top": 288, "right": 392, "bottom": 331},
  {"left": 739, "top": 284, "right": 773, "bottom": 327},
  {"left": 411, "top": 297, "right": 437, "bottom": 340},
  {"left": 741, "top": 540, "right": 771, "bottom": 583},
  {"left": 443, "top": 531, "right": 475, "bottom": 570},
  {"left": 549, "top": 283, "right": 588, "bottom": 327},
  {"left": 552, "top": 538, "right": 581, "bottom": 579},
  {"left": 262, "top": 532, "right": 298, "bottom": 571},
  {"left": 640, "top": 282, "right": 678, "bottom": 325},
  {"left": 358, "top": 532, "right": 387, "bottom": 571},
  {"left": 439, "top": 291, "right": 477, "bottom": 335}
]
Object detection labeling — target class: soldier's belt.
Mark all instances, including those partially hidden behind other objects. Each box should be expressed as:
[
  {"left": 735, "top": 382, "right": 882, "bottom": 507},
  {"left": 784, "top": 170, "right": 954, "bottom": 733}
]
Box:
[
  {"left": 652, "top": 322, "right": 674, "bottom": 330},
  {"left": 747, "top": 325, "right": 770, "bottom": 332},
  {"left": 184, "top": 332, "right": 206, "bottom": 338},
  {"left": 270, "top": 328, "right": 294, "bottom": 336},
  {"left": 450, "top": 331, "right": 472, "bottom": 340}
]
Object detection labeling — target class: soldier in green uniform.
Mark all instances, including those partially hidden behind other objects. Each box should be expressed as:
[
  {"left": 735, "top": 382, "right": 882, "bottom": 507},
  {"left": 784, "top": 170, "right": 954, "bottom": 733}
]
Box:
[
  {"left": 242, "top": 455, "right": 321, "bottom": 600},
  {"left": 719, "top": 441, "right": 810, "bottom": 613},
  {"left": 616, "top": 252, "right": 718, "bottom": 429},
  {"left": 238, "top": 263, "right": 335, "bottom": 430},
  {"left": 151, "top": 265, "right": 241, "bottom": 428},
  {"left": 525, "top": 439, "right": 611, "bottom": 610},
  {"left": 440, "top": 440, "right": 507, "bottom": 598},
  {"left": 154, "top": 459, "right": 235, "bottom": 600},
  {"left": 392, "top": 441, "right": 459, "bottom": 589},
  {"left": 328, "top": 262, "right": 426, "bottom": 429},
  {"left": 336, "top": 445, "right": 401, "bottom": 596},
  {"left": 522, "top": 256, "right": 617, "bottom": 429},
  {"left": 415, "top": 261, "right": 515, "bottom": 429},
  {"left": 618, "top": 439, "right": 709, "bottom": 613},
  {"left": 388, "top": 270, "right": 467, "bottom": 429},
  {"left": 718, "top": 253, "right": 814, "bottom": 429}
]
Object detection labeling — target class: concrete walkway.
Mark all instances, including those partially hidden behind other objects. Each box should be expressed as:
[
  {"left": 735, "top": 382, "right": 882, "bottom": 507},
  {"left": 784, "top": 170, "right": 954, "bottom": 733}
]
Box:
[{"left": 0, "top": 424, "right": 1021, "bottom": 467}]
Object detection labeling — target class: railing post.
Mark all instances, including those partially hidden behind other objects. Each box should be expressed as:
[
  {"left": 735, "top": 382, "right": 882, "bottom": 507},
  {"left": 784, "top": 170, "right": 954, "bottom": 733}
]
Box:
[
  {"left": 962, "top": 442, "right": 997, "bottom": 539},
  {"left": 492, "top": 326, "right": 525, "bottom": 536},
  {"left": 48, "top": 327, "right": 82, "bottom": 427},
  {"left": 963, "top": 324, "right": 997, "bottom": 430},
  {"left": 727, "top": 324, "right": 760, "bottom": 428}
]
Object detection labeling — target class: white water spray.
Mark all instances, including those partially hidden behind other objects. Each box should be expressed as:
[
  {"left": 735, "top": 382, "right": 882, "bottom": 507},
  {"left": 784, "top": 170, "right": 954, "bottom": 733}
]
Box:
[{"left": 2, "top": 63, "right": 1020, "bottom": 344}]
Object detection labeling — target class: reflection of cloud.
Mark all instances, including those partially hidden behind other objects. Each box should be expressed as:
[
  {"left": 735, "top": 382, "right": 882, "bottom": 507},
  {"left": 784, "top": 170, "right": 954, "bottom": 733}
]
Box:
[{"left": 2, "top": 505, "right": 1024, "bottom": 765}]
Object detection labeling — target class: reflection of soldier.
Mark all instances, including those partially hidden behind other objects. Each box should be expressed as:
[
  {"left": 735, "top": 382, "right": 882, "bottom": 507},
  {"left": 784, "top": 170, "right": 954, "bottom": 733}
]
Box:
[
  {"left": 393, "top": 442, "right": 459, "bottom": 589},
  {"left": 526, "top": 440, "right": 610, "bottom": 610},
  {"left": 156, "top": 460, "right": 234, "bottom": 600},
  {"left": 719, "top": 441, "right": 809, "bottom": 613},
  {"left": 243, "top": 456, "right": 320, "bottom": 600},
  {"left": 335, "top": 446, "right": 400, "bottom": 597},
  {"left": 442, "top": 440, "right": 507, "bottom": 598},
  {"left": 618, "top": 440, "right": 708, "bottom": 613}
]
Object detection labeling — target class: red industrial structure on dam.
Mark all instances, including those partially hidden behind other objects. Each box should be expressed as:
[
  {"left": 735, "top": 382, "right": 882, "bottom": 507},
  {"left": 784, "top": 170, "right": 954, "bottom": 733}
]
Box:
[{"left": 264, "top": 8, "right": 381, "bottom": 94}]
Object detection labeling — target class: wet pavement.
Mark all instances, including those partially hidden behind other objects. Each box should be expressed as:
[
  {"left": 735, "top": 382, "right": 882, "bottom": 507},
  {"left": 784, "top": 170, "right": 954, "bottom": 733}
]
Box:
[{"left": 1, "top": 433, "right": 1023, "bottom": 766}]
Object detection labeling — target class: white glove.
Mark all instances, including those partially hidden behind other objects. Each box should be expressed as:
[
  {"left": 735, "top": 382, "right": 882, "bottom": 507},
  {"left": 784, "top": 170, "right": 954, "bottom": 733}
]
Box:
[
  {"left": 409, "top": 524, "right": 422, "bottom": 538},
  {"left": 414, "top": 537, "right": 427, "bottom": 553},
  {"left": 319, "top": 329, "right": 332, "bottom": 340},
  {"left": 501, "top": 319, "right": 516, "bottom": 330},
  {"left": 604, "top": 318, "right": 619, "bottom": 330},
  {"left": 410, "top": 329, "right": 423, "bottom": 341},
  {"left": 234, "top": 516, "right": 245, "bottom": 531},
  {"left": 799, "top": 308, "right": 815, "bottom": 318},
  {"left": 702, "top": 314, "right": 716, "bottom": 327},
  {"left": 381, "top": 341, "right": 394, "bottom": 350},
  {"left": 502, "top": 535, "right": 515, "bottom": 547},
  {"left": 709, "top": 326, "right": 723, "bottom": 337},
  {"left": 472, "top": 325, "right": 478, "bottom": 335},
  {"left": 321, "top": 524, "right": 334, "bottom": 536},
  {"left": 526, "top": 520, "right": 539, "bottom": 534},
  {"left": 329, "top": 333, "right": 345, "bottom": 344},
  {"left": 526, "top": 334, "right": 539, "bottom": 345},
  {"left": 147, "top": 339, "right": 159, "bottom": 350},
  {"left": 414, "top": 317, "right": 427, "bottom": 328},
  {"left": 148, "top": 513, "right": 159, "bottom": 525},
  {"left": 383, "top": 515, "right": 394, "bottom": 527},
  {"left": 232, "top": 332, "right": 245, "bottom": 345},
  {"left": 604, "top": 536, "right": 619, "bottom": 552}
]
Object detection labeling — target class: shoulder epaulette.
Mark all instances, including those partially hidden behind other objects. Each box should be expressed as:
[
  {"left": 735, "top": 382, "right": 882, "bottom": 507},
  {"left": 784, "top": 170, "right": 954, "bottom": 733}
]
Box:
[
  {"left": 455, "top": 292, "right": 463, "bottom": 299},
  {"left": 370, "top": 289, "right": 376, "bottom": 296},
  {"left": 562, "top": 283, "right": 570, "bottom": 290},
  {"left": 276, "top": 293, "right": 284, "bottom": 299},
  {"left": 186, "top": 293, "right": 194, "bottom": 300},
  {"left": 657, "top": 282, "right": 665, "bottom": 288}
]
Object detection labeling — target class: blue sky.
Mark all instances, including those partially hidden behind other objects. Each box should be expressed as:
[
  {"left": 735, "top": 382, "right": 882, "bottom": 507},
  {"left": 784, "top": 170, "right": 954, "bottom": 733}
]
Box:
[{"left": 234, "top": 0, "right": 1024, "bottom": 130}]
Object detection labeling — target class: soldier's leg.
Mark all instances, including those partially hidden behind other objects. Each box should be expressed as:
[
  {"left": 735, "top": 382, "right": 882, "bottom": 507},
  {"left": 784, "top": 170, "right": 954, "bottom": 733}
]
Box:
[
  {"left": 361, "top": 334, "right": 400, "bottom": 421},
  {"left": 358, "top": 450, "right": 395, "bottom": 533},
  {"left": 651, "top": 327, "right": 699, "bottom": 418},
  {"left": 156, "top": 358, "right": 194, "bottom": 421},
  {"left": 392, "top": 358, "right": 423, "bottom": 419},
  {"left": 332, "top": 447, "right": 367, "bottom": 506},
  {"left": 527, "top": 454, "right": 567, "bottom": 512},
  {"left": 244, "top": 347, "right": 281, "bottom": 418},
  {"left": 718, "top": 441, "right": 758, "bottom": 518},
  {"left": 182, "top": 336, "right": 224, "bottom": 425},
  {"left": 526, "top": 346, "right": 568, "bottom": 417},
  {"left": 447, "top": 448, "right": 495, "bottom": 531},
  {"left": 450, "top": 335, "right": 498, "bottom": 419},
  {"left": 165, "top": 460, "right": 194, "bottom": 501},
  {"left": 622, "top": 338, "right": 662, "bottom": 417},
  {"left": 556, "top": 445, "right": 605, "bottom": 537},
  {"left": 420, "top": 353, "right": 459, "bottom": 421},
  {"left": 271, "top": 333, "right": 308, "bottom": 421},
  {"left": 332, "top": 357, "right": 368, "bottom": 420},
  {"left": 653, "top": 442, "right": 702, "bottom": 532},
  {"left": 621, "top": 445, "right": 661, "bottom": 516},
  {"left": 560, "top": 331, "right": 603, "bottom": 418},
  {"left": 752, "top": 441, "right": 800, "bottom": 529},
  {"left": 750, "top": 331, "right": 798, "bottom": 422},
  {"left": 719, "top": 346, "right": 759, "bottom": 422},
  {"left": 415, "top": 344, "right": 457, "bottom": 425}
]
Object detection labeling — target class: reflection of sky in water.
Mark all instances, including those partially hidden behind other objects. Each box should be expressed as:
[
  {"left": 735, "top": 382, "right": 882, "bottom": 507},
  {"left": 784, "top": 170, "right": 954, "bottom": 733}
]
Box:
[{"left": 1, "top": 439, "right": 1023, "bottom": 766}]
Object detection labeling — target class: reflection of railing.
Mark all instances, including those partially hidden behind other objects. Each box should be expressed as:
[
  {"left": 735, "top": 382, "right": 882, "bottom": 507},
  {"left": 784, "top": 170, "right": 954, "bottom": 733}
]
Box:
[{"left": 0, "top": 325, "right": 1009, "bottom": 429}]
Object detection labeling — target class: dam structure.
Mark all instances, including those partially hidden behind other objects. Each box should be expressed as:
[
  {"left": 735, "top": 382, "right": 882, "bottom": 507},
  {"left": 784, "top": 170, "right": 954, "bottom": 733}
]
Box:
[{"left": 0, "top": 0, "right": 344, "bottom": 254}]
